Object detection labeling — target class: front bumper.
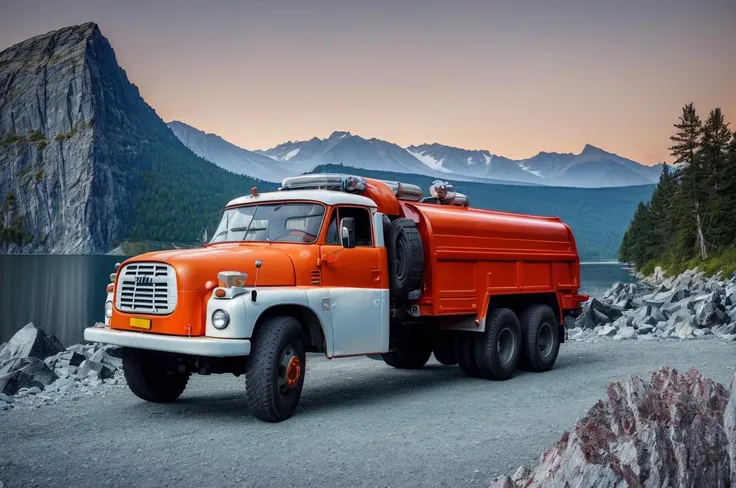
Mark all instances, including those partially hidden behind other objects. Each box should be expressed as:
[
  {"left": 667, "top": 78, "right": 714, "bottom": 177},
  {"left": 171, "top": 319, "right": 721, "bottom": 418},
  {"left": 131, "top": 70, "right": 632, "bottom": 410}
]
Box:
[{"left": 84, "top": 326, "right": 251, "bottom": 357}]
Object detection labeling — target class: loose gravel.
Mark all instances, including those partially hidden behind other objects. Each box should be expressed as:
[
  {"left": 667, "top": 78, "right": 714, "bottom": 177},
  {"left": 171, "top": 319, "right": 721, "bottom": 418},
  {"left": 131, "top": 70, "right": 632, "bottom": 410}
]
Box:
[{"left": 0, "top": 338, "right": 734, "bottom": 488}]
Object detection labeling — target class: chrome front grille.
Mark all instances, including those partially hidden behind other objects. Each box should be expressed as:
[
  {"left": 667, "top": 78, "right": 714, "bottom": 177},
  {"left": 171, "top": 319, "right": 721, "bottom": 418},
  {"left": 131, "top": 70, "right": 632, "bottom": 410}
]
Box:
[{"left": 115, "top": 262, "right": 178, "bottom": 315}]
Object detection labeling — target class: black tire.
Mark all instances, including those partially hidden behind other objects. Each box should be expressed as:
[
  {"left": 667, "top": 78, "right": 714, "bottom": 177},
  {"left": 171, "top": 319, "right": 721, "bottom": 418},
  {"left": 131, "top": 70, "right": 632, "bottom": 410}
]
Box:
[
  {"left": 386, "top": 218, "right": 424, "bottom": 299},
  {"left": 381, "top": 340, "right": 432, "bottom": 369},
  {"left": 246, "top": 316, "right": 306, "bottom": 422},
  {"left": 475, "top": 308, "right": 521, "bottom": 381},
  {"left": 432, "top": 331, "right": 458, "bottom": 365},
  {"left": 455, "top": 332, "right": 482, "bottom": 378},
  {"left": 122, "top": 347, "right": 189, "bottom": 403},
  {"left": 519, "top": 305, "right": 560, "bottom": 373}
]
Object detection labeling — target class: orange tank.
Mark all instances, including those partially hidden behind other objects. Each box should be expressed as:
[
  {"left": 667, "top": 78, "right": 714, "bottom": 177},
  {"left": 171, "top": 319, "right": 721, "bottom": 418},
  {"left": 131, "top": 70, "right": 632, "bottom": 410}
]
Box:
[{"left": 399, "top": 200, "right": 583, "bottom": 324}]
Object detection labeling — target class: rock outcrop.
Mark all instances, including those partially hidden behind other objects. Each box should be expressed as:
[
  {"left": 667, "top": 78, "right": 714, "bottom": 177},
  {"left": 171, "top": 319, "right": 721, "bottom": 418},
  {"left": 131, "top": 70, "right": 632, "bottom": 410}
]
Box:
[
  {"left": 490, "top": 367, "right": 736, "bottom": 488},
  {"left": 569, "top": 267, "right": 736, "bottom": 342},
  {"left": 0, "top": 22, "right": 272, "bottom": 253},
  {"left": 0, "top": 24, "right": 141, "bottom": 252}
]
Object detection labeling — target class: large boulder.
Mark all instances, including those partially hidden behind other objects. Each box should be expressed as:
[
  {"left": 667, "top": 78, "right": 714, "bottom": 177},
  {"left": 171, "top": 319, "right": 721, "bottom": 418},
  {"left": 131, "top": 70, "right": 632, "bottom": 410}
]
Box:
[
  {"left": 490, "top": 367, "right": 733, "bottom": 488},
  {"left": 0, "top": 357, "right": 58, "bottom": 395},
  {"left": 695, "top": 301, "right": 729, "bottom": 329},
  {"left": 0, "top": 323, "right": 65, "bottom": 364},
  {"left": 591, "top": 298, "right": 623, "bottom": 321},
  {"left": 576, "top": 299, "right": 620, "bottom": 329}
]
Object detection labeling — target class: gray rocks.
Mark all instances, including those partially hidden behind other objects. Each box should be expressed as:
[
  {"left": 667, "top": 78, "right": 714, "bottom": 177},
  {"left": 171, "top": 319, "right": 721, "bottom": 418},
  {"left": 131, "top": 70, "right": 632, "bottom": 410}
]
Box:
[
  {"left": 0, "top": 323, "right": 64, "bottom": 365},
  {"left": 0, "top": 324, "right": 124, "bottom": 409},
  {"left": 490, "top": 367, "right": 735, "bottom": 488},
  {"left": 615, "top": 326, "right": 637, "bottom": 340},
  {"left": 571, "top": 267, "right": 736, "bottom": 343},
  {"left": 0, "top": 357, "right": 58, "bottom": 395}
]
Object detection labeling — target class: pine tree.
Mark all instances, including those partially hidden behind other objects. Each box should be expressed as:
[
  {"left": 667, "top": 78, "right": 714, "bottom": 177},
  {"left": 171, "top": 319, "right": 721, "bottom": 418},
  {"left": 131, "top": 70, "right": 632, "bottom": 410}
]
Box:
[
  {"left": 648, "top": 164, "right": 678, "bottom": 258},
  {"left": 717, "top": 130, "right": 736, "bottom": 247},
  {"left": 669, "top": 103, "right": 707, "bottom": 261},
  {"left": 700, "top": 108, "right": 732, "bottom": 249}
]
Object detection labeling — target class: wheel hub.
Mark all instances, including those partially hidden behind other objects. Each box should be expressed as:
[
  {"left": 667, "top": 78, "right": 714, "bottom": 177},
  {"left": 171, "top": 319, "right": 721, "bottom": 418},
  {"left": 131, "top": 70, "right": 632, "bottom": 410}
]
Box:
[
  {"left": 285, "top": 356, "right": 301, "bottom": 388},
  {"left": 537, "top": 322, "right": 554, "bottom": 358}
]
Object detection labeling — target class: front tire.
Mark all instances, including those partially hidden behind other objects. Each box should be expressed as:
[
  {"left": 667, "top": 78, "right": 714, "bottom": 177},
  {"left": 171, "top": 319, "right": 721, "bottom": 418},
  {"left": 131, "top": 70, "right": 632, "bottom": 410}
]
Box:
[
  {"left": 519, "top": 305, "right": 560, "bottom": 372},
  {"left": 475, "top": 308, "right": 521, "bottom": 381},
  {"left": 381, "top": 340, "right": 432, "bottom": 369},
  {"left": 122, "top": 348, "right": 189, "bottom": 403},
  {"left": 246, "top": 316, "right": 306, "bottom": 422}
]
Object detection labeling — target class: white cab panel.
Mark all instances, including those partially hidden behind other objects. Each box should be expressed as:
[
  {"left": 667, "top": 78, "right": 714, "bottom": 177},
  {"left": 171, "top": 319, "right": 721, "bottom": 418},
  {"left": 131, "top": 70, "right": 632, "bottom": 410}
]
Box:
[{"left": 330, "top": 288, "right": 389, "bottom": 356}]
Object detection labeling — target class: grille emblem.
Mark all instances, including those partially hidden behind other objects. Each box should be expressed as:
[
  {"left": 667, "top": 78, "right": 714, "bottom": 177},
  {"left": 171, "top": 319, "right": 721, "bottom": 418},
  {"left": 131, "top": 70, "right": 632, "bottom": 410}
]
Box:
[{"left": 135, "top": 276, "right": 153, "bottom": 285}]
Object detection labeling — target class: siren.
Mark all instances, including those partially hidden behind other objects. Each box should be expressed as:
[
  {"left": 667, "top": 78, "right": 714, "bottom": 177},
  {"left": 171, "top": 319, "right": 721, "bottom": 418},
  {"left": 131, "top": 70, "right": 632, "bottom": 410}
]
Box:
[{"left": 429, "top": 180, "right": 469, "bottom": 207}]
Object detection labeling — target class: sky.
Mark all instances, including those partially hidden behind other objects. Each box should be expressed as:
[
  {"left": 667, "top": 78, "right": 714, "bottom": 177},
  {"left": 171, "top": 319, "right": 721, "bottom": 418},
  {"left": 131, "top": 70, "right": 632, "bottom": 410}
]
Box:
[{"left": 1, "top": 0, "right": 735, "bottom": 165}]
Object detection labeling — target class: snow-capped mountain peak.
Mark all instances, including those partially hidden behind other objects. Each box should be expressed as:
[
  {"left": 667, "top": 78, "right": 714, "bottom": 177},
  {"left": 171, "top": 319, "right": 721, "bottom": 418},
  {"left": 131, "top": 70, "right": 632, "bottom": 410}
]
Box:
[{"left": 167, "top": 123, "right": 662, "bottom": 188}]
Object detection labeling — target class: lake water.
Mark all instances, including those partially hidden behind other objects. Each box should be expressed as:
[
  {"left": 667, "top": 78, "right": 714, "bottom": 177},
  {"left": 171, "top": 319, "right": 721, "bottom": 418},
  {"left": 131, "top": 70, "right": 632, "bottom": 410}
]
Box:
[{"left": 0, "top": 256, "right": 634, "bottom": 346}]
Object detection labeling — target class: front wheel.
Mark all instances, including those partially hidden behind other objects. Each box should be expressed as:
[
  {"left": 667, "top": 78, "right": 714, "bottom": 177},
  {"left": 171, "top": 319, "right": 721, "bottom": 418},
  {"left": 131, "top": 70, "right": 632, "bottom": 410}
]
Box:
[
  {"left": 246, "top": 316, "right": 306, "bottom": 422},
  {"left": 122, "top": 348, "right": 189, "bottom": 403}
]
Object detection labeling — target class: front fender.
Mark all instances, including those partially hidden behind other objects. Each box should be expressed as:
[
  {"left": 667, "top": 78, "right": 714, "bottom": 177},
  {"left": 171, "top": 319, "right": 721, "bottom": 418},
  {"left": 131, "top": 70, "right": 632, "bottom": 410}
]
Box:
[{"left": 205, "top": 287, "right": 334, "bottom": 355}]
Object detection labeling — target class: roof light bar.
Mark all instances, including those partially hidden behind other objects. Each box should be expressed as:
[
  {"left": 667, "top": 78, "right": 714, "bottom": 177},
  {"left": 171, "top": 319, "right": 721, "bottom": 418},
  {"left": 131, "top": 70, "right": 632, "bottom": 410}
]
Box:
[
  {"left": 281, "top": 174, "right": 367, "bottom": 193},
  {"left": 382, "top": 180, "right": 423, "bottom": 202}
]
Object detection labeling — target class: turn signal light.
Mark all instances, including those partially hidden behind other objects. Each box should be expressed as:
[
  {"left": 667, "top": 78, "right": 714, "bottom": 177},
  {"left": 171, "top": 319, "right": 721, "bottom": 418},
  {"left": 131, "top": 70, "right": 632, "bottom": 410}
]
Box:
[
  {"left": 217, "top": 271, "right": 248, "bottom": 288},
  {"left": 106, "top": 284, "right": 114, "bottom": 292},
  {"left": 214, "top": 289, "right": 226, "bottom": 298}
]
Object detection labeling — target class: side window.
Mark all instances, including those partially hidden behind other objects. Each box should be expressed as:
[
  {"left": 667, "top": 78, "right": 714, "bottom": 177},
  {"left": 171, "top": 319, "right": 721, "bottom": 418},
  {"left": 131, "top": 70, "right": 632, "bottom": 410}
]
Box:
[
  {"left": 324, "top": 207, "right": 373, "bottom": 246},
  {"left": 325, "top": 209, "right": 339, "bottom": 244}
]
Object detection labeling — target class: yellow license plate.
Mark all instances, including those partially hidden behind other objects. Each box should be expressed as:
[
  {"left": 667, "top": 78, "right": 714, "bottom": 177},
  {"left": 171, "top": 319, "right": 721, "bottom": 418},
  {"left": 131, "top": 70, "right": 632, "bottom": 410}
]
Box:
[{"left": 129, "top": 317, "right": 152, "bottom": 330}]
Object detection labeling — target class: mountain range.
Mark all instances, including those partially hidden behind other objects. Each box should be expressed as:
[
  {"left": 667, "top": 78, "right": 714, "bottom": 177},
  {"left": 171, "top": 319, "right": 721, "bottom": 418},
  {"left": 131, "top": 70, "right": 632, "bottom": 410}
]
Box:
[
  {"left": 170, "top": 121, "right": 663, "bottom": 188},
  {"left": 0, "top": 23, "right": 656, "bottom": 257}
]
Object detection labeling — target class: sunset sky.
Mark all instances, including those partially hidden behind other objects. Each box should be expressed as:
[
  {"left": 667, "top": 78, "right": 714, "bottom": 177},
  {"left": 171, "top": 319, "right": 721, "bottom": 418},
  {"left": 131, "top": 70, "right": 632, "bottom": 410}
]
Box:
[{"left": 2, "top": 0, "right": 735, "bottom": 165}]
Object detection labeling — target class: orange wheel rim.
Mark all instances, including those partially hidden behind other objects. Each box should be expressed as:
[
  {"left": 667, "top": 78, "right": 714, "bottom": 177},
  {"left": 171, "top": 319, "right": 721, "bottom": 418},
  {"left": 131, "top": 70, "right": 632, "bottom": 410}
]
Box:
[{"left": 285, "top": 356, "right": 301, "bottom": 388}]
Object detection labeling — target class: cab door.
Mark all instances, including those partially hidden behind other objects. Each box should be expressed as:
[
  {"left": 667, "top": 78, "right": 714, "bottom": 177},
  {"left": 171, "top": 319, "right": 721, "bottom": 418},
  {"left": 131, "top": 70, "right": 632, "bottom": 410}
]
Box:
[{"left": 320, "top": 206, "right": 389, "bottom": 356}]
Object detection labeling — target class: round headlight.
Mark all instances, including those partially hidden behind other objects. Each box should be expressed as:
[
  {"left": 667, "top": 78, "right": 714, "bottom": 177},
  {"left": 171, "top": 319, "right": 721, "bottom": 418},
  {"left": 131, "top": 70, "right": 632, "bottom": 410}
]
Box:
[
  {"left": 105, "top": 300, "right": 113, "bottom": 318},
  {"left": 212, "top": 309, "right": 230, "bottom": 330}
]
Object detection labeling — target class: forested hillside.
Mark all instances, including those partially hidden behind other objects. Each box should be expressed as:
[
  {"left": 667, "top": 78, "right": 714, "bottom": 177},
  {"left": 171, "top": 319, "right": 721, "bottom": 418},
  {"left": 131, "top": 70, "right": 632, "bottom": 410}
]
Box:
[
  {"left": 126, "top": 144, "right": 277, "bottom": 243},
  {"left": 619, "top": 104, "right": 736, "bottom": 275},
  {"left": 309, "top": 164, "right": 654, "bottom": 260}
]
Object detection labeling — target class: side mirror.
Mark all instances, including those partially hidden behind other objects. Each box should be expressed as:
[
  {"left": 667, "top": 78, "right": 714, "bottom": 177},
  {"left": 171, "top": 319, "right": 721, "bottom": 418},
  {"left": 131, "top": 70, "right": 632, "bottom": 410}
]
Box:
[
  {"left": 202, "top": 228, "right": 208, "bottom": 247},
  {"left": 340, "top": 217, "right": 355, "bottom": 249}
]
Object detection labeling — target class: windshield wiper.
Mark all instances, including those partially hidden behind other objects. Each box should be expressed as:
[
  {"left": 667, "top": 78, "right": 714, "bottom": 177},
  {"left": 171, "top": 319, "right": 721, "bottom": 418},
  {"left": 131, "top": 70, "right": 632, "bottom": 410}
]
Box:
[{"left": 213, "top": 226, "right": 251, "bottom": 240}]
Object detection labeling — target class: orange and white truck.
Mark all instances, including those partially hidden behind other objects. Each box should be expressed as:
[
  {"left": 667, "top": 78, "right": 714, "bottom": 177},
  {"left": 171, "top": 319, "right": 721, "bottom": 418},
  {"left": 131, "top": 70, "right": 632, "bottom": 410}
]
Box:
[{"left": 86, "top": 174, "right": 587, "bottom": 422}]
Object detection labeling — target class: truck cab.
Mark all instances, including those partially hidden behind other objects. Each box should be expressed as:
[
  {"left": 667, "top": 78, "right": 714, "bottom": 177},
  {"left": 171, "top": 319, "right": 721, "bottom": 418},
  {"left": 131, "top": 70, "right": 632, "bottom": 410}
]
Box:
[{"left": 86, "top": 174, "right": 587, "bottom": 422}]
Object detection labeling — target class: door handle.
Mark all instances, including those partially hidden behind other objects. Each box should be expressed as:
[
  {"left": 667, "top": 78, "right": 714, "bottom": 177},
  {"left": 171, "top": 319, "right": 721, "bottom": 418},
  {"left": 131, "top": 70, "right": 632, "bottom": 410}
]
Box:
[{"left": 371, "top": 268, "right": 381, "bottom": 281}]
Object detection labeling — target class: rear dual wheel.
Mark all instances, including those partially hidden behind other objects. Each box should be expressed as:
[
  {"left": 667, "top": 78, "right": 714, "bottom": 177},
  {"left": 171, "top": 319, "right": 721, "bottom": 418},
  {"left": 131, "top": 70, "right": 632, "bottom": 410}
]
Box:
[
  {"left": 456, "top": 308, "right": 522, "bottom": 381},
  {"left": 519, "top": 305, "right": 560, "bottom": 373}
]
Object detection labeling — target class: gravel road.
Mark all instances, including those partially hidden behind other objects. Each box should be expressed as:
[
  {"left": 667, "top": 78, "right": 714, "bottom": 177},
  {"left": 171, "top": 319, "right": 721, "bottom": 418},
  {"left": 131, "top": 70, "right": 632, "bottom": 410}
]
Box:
[{"left": 1, "top": 339, "right": 735, "bottom": 488}]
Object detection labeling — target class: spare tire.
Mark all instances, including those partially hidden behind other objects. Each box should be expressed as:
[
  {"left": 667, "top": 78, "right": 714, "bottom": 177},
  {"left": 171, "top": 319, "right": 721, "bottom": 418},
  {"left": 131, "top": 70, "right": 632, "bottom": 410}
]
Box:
[{"left": 386, "top": 218, "right": 424, "bottom": 299}]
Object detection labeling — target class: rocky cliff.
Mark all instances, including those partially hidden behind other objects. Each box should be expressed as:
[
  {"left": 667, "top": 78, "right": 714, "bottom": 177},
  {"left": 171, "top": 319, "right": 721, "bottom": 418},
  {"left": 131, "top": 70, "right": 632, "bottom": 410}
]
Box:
[
  {"left": 0, "top": 24, "right": 146, "bottom": 252},
  {"left": 0, "top": 23, "right": 264, "bottom": 254}
]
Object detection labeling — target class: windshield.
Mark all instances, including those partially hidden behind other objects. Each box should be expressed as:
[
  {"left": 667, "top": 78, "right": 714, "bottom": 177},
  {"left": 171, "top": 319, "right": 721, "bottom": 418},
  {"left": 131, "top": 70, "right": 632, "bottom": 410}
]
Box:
[{"left": 210, "top": 203, "right": 325, "bottom": 244}]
